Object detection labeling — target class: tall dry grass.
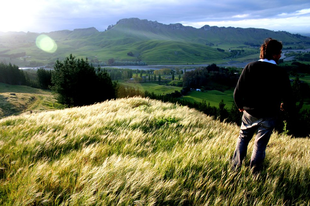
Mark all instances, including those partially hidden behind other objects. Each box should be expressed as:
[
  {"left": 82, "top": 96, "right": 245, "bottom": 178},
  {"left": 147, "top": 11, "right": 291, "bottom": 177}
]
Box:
[{"left": 0, "top": 97, "right": 309, "bottom": 205}]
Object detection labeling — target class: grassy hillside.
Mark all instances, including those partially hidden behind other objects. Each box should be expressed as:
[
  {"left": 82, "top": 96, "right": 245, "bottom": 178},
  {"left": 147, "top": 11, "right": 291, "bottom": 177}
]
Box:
[
  {"left": 0, "top": 97, "right": 309, "bottom": 205},
  {"left": 0, "top": 83, "right": 63, "bottom": 118}
]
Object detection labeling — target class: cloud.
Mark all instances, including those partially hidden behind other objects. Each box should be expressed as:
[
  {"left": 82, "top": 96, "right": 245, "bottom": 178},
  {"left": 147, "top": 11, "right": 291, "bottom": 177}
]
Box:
[
  {"left": 297, "top": 8, "right": 310, "bottom": 15},
  {"left": 232, "top": 14, "right": 250, "bottom": 19},
  {"left": 1, "top": 0, "right": 310, "bottom": 34}
]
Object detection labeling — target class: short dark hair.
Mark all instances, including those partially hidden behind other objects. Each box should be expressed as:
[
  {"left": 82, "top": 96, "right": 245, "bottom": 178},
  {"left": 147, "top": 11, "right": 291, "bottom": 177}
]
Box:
[{"left": 260, "top": 38, "right": 282, "bottom": 60}]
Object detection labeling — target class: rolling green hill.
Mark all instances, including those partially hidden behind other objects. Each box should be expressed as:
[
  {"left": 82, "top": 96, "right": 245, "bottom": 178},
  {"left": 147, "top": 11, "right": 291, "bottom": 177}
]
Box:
[
  {"left": 1, "top": 18, "right": 310, "bottom": 66},
  {"left": 0, "top": 97, "right": 309, "bottom": 205}
]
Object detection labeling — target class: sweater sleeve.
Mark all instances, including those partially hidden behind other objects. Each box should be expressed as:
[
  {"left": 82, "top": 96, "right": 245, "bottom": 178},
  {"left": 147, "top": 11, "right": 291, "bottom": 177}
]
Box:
[{"left": 233, "top": 66, "right": 249, "bottom": 110}]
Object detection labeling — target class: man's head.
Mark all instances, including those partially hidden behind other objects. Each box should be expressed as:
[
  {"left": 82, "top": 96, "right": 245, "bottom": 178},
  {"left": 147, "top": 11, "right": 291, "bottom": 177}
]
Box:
[{"left": 260, "top": 38, "right": 282, "bottom": 62}]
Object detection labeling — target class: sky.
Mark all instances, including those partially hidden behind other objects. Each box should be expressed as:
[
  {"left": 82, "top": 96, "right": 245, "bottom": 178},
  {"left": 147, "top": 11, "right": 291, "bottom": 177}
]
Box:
[{"left": 1, "top": 0, "right": 310, "bottom": 35}]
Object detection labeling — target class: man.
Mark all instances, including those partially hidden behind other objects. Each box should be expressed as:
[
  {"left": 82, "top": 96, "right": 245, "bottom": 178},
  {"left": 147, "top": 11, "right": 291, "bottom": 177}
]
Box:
[{"left": 232, "top": 38, "right": 294, "bottom": 174}]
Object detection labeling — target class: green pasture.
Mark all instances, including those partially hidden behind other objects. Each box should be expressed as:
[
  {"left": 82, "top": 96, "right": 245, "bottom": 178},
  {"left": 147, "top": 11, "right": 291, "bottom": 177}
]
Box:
[
  {"left": 0, "top": 83, "right": 49, "bottom": 94},
  {"left": 120, "top": 82, "right": 182, "bottom": 95},
  {"left": 300, "top": 75, "right": 310, "bottom": 84},
  {"left": 121, "top": 82, "right": 235, "bottom": 109},
  {"left": 182, "top": 90, "right": 234, "bottom": 108}
]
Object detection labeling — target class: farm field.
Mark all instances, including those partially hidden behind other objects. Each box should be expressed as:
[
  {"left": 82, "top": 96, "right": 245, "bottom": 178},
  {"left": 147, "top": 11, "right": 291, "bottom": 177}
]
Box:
[
  {"left": 120, "top": 82, "right": 182, "bottom": 95},
  {"left": 300, "top": 75, "right": 310, "bottom": 84},
  {"left": 182, "top": 90, "right": 234, "bottom": 108},
  {"left": 120, "top": 82, "right": 235, "bottom": 108}
]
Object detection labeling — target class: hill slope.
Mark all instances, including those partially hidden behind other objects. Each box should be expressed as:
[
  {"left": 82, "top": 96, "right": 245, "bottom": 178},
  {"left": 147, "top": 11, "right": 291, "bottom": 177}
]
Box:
[
  {"left": 0, "top": 97, "right": 309, "bottom": 205},
  {"left": 1, "top": 18, "right": 310, "bottom": 66},
  {"left": 0, "top": 83, "right": 63, "bottom": 118}
]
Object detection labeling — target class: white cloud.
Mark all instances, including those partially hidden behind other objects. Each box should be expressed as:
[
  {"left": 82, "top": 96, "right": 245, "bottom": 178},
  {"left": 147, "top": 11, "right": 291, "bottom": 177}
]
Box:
[
  {"left": 297, "top": 8, "right": 310, "bottom": 15},
  {"left": 1, "top": 0, "right": 310, "bottom": 33},
  {"left": 232, "top": 14, "right": 250, "bottom": 18},
  {"left": 185, "top": 15, "right": 310, "bottom": 34}
]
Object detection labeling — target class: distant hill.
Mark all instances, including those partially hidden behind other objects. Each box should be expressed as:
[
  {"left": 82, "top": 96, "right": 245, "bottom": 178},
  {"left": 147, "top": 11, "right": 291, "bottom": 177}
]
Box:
[{"left": 1, "top": 18, "right": 310, "bottom": 66}]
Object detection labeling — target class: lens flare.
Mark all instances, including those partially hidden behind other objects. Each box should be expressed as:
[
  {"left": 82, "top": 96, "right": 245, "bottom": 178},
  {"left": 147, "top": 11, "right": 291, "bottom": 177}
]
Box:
[{"left": 36, "top": 34, "right": 57, "bottom": 53}]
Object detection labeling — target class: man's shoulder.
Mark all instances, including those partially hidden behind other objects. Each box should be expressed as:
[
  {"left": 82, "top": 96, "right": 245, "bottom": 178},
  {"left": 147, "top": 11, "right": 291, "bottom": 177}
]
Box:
[{"left": 245, "top": 60, "right": 278, "bottom": 69}]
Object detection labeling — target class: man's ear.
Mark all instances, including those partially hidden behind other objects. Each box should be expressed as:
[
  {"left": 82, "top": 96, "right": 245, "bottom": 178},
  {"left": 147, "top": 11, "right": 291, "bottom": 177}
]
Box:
[{"left": 272, "top": 54, "right": 281, "bottom": 61}]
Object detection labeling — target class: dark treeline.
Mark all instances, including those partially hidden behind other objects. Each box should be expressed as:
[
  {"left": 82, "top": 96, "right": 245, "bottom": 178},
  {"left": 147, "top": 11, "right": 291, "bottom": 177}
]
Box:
[
  {"left": 182, "top": 64, "right": 239, "bottom": 91},
  {"left": 0, "top": 62, "right": 27, "bottom": 85},
  {"left": 105, "top": 68, "right": 184, "bottom": 85},
  {"left": 105, "top": 69, "right": 134, "bottom": 81},
  {"left": 37, "top": 69, "right": 52, "bottom": 89}
]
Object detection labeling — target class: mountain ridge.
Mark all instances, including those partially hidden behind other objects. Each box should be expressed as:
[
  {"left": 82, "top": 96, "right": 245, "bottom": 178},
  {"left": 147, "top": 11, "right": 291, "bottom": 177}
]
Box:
[{"left": 1, "top": 18, "right": 310, "bottom": 66}]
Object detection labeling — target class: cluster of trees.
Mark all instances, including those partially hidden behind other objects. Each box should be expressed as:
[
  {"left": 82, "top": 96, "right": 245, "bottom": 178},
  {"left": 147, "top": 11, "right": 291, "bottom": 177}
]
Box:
[
  {"left": 104, "top": 68, "right": 182, "bottom": 85},
  {"left": 286, "top": 62, "right": 310, "bottom": 74},
  {"left": 0, "top": 63, "right": 27, "bottom": 85},
  {"left": 182, "top": 64, "right": 240, "bottom": 91},
  {"left": 51, "top": 55, "right": 116, "bottom": 106},
  {"left": 105, "top": 69, "right": 134, "bottom": 81},
  {"left": 1, "top": 56, "right": 117, "bottom": 107},
  {"left": 37, "top": 69, "right": 52, "bottom": 89}
]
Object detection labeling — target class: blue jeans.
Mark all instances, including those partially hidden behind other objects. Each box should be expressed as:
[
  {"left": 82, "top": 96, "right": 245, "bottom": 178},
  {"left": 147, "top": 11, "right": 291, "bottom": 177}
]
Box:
[{"left": 232, "top": 111, "right": 277, "bottom": 172}]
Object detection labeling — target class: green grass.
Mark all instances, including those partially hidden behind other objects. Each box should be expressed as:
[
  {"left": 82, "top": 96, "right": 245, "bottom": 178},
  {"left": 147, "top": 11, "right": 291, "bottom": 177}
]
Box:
[
  {"left": 297, "top": 75, "right": 310, "bottom": 110},
  {"left": 120, "top": 82, "right": 235, "bottom": 108},
  {"left": 0, "top": 83, "right": 64, "bottom": 118},
  {"left": 300, "top": 75, "right": 310, "bottom": 85},
  {"left": 0, "top": 83, "right": 49, "bottom": 94},
  {"left": 0, "top": 97, "right": 309, "bottom": 205},
  {"left": 182, "top": 90, "right": 234, "bottom": 108},
  {"left": 120, "top": 82, "right": 182, "bottom": 95}
]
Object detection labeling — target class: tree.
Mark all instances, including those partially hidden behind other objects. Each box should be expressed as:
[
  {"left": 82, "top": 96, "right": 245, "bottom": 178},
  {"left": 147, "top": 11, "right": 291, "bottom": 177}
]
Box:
[
  {"left": 51, "top": 54, "right": 116, "bottom": 106},
  {"left": 37, "top": 68, "right": 52, "bottom": 89},
  {"left": 218, "top": 99, "right": 229, "bottom": 121},
  {"left": 171, "top": 70, "right": 175, "bottom": 80},
  {"left": 0, "top": 62, "right": 26, "bottom": 85}
]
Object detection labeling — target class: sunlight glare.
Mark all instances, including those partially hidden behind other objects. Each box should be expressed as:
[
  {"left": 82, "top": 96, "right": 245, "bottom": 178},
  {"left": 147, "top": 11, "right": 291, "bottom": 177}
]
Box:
[
  {"left": 36, "top": 34, "right": 58, "bottom": 53},
  {"left": 0, "top": 1, "right": 37, "bottom": 32}
]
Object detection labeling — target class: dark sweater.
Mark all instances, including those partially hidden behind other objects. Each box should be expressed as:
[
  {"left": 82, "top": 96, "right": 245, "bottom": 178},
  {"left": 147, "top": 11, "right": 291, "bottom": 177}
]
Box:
[{"left": 234, "top": 61, "right": 293, "bottom": 118}]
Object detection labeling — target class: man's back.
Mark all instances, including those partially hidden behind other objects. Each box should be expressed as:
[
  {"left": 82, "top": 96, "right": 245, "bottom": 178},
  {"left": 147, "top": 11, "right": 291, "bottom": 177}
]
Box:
[{"left": 234, "top": 61, "right": 291, "bottom": 117}]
